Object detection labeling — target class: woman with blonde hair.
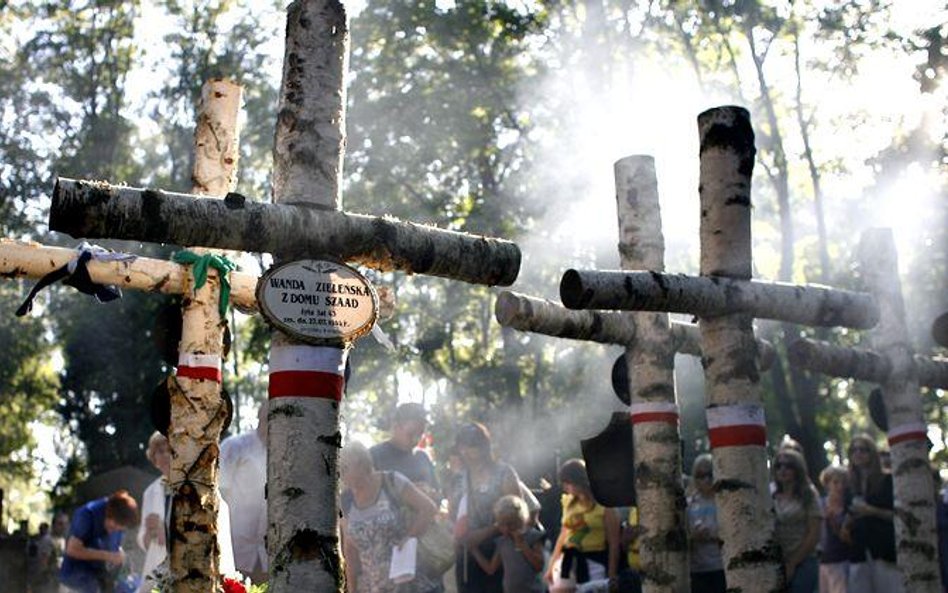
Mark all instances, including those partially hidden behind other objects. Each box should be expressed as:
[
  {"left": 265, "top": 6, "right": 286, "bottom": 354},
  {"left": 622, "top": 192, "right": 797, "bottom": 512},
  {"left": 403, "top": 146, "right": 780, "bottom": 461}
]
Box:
[
  {"left": 340, "top": 440, "right": 440, "bottom": 593},
  {"left": 772, "top": 448, "right": 821, "bottom": 593},
  {"left": 687, "top": 454, "right": 725, "bottom": 593},
  {"left": 818, "top": 465, "right": 852, "bottom": 593}
]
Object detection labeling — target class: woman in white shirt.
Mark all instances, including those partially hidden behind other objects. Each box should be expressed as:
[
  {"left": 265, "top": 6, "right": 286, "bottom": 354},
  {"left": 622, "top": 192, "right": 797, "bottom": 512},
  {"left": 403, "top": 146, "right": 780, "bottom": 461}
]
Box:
[{"left": 137, "top": 431, "right": 236, "bottom": 592}]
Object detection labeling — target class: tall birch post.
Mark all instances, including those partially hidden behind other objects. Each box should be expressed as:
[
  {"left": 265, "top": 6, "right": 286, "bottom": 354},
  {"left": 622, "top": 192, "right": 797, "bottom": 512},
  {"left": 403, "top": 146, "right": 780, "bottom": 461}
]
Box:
[
  {"left": 168, "top": 78, "right": 242, "bottom": 593},
  {"left": 787, "top": 228, "right": 942, "bottom": 592},
  {"left": 614, "top": 156, "right": 688, "bottom": 593},
  {"left": 695, "top": 106, "right": 782, "bottom": 593},
  {"left": 266, "top": 2, "right": 350, "bottom": 590}
]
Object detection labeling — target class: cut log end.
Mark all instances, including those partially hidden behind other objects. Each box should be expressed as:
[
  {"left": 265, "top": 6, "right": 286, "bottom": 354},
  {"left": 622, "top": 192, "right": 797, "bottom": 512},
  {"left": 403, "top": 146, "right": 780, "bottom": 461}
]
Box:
[
  {"left": 494, "top": 290, "right": 521, "bottom": 325},
  {"left": 560, "top": 269, "right": 588, "bottom": 309}
]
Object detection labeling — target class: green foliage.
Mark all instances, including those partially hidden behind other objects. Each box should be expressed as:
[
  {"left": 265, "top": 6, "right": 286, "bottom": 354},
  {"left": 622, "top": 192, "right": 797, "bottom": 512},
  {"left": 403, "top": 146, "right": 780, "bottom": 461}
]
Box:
[
  {"left": 0, "top": 287, "right": 59, "bottom": 478},
  {"left": 54, "top": 284, "right": 173, "bottom": 473},
  {"left": 0, "top": 0, "right": 943, "bottom": 508}
]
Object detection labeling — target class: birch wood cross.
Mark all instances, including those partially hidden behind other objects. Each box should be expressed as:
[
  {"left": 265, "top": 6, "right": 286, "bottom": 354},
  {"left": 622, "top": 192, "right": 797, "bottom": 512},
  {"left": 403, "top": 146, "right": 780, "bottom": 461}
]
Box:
[
  {"left": 47, "top": 2, "right": 521, "bottom": 591},
  {"left": 785, "top": 228, "right": 943, "bottom": 592},
  {"left": 497, "top": 156, "right": 769, "bottom": 593},
  {"left": 1, "top": 79, "right": 246, "bottom": 593},
  {"left": 557, "top": 106, "right": 880, "bottom": 592}
]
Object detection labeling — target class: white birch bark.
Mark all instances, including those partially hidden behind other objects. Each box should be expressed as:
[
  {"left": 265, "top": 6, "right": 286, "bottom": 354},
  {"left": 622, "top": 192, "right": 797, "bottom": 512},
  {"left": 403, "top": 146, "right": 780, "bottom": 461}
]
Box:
[
  {"left": 495, "top": 290, "right": 776, "bottom": 370},
  {"left": 268, "top": 2, "right": 349, "bottom": 591},
  {"left": 615, "top": 156, "right": 689, "bottom": 593},
  {"left": 495, "top": 290, "right": 638, "bottom": 344},
  {"left": 0, "top": 239, "right": 257, "bottom": 310},
  {"left": 50, "top": 178, "right": 520, "bottom": 286},
  {"left": 859, "top": 228, "right": 942, "bottom": 592},
  {"left": 169, "top": 78, "right": 242, "bottom": 593},
  {"left": 697, "top": 106, "right": 782, "bottom": 592},
  {"left": 788, "top": 337, "right": 948, "bottom": 389},
  {"left": 559, "top": 269, "right": 878, "bottom": 329}
]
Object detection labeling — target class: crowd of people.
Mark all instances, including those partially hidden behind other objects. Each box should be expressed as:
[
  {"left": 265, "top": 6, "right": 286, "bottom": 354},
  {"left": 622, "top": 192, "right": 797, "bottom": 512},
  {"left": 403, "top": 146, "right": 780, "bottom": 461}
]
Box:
[
  {"left": 684, "top": 433, "right": 948, "bottom": 593},
  {"left": 20, "top": 401, "right": 948, "bottom": 593}
]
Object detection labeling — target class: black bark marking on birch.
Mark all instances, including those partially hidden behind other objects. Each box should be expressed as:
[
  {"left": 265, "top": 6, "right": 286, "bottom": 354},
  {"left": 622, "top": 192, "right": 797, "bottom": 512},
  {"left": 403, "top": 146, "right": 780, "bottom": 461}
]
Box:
[
  {"left": 636, "top": 461, "right": 681, "bottom": 487},
  {"left": 715, "top": 478, "right": 755, "bottom": 493},
  {"left": 152, "top": 274, "right": 171, "bottom": 292},
  {"left": 322, "top": 452, "right": 332, "bottom": 475},
  {"left": 277, "top": 529, "right": 342, "bottom": 585},
  {"left": 587, "top": 314, "right": 603, "bottom": 336},
  {"left": 283, "top": 487, "right": 305, "bottom": 500},
  {"left": 726, "top": 541, "right": 783, "bottom": 570},
  {"left": 724, "top": 194, "right": 751, "bottom": 207},
  {"left": 650, "top": 270, "right": 670, "bottom": 297},
  {"left": 270, "top": 403, "right": 304, "bottom": 418},
  {"left": 317, "top": 431, "right": 342, "bottom": 448},
  {"left": 898, "top": 538, "right": 937, "bottom": 561},
  {"left": 142, "top": 190, "right": 169, "bottom": 242},
  {"left": 895, "top": 455, "right": 930, "bottom": 477},
  {"left": 698, "top": 115, "right": 756, "bottom": 178},
  {"left": 224, "top": 192, "right": 247, "bottom": 209},
  {"left": 897, "top": 504, "right": 924, "bottom": 535}
]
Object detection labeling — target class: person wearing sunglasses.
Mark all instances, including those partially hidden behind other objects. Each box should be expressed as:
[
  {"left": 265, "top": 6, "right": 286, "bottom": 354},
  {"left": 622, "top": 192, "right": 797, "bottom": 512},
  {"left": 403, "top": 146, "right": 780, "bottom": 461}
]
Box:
[
  {"left": 686, "top": 454, "right": 725, "bottom": 593},
  {"left": 772, "top": 449, "right": 821, "bottom": 593},
  {"left": 843, "top": 435, "right": 901, "bottom": 593}
]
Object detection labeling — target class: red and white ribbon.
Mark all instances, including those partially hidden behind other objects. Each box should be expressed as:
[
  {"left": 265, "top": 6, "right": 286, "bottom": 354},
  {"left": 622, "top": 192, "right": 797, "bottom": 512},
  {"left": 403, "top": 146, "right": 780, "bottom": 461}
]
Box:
[
  {"left": 630, "top": 402, "right": 679, "bottom": 426},
  {"left": 706, "top": 404, "right": 766, "bottom": 448},
  {"left": 887, "top": 422, "right": 927, "bottom": 447},
  {"left": 269, "top": 344, "right": 348, "bottom": 401},
  {"left": 176, "top": 353, "right": 222, "bottom": 383}
]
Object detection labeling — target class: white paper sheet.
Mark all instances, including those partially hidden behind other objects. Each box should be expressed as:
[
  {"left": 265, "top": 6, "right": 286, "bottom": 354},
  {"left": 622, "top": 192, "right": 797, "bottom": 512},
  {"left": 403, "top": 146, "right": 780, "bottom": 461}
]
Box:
[{"left": 388, "top": 537, "right": 418, "bottom": 584}]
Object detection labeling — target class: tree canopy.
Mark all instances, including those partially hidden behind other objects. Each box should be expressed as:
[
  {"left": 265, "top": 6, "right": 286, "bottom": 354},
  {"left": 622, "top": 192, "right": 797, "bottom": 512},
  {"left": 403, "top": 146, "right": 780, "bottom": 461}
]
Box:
[{"left": 0, "top": 0, "right": 944, "bottom": 529}]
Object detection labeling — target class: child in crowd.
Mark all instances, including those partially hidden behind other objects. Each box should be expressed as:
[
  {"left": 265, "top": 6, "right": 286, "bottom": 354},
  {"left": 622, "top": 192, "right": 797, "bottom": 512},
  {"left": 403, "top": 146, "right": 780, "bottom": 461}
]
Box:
[{"left": 465, "top": 494, "right": 545, "bottom": 593}]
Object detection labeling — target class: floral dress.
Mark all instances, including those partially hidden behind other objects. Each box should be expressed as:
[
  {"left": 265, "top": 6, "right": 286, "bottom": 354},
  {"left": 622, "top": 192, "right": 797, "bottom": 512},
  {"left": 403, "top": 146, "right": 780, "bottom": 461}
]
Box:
[{"left": 345, "top": 471, "right": 439, "bottom": 593}]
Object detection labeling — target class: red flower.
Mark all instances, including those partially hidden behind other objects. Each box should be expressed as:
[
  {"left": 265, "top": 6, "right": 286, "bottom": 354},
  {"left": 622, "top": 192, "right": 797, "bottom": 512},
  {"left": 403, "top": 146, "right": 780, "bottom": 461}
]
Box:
[{"left": 222, "top": 577, "right": 247, "bottom": 593}]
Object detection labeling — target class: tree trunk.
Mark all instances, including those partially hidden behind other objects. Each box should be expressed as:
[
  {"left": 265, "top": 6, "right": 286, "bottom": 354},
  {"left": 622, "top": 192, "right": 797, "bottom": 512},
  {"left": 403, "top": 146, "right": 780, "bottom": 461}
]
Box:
[
  {"left": 495, "top": 290, "right": 776, "bottom": 369},
  {"left": 268, "top": 3, "right": 349, "bottom": 591},
  {"left": 792, "top": 33, "right": 830, "bottom": 282},
  {"left": 559, "top": 269, "right": 878, "bottom": 329},
  {"left": 615, "top": 156, "right": 689, "bottom": 593},
  {"left": 697, "top": 106, "right": 782, "bottom": 593},
  {"left": 0, "top": 239, "right": 257, "bottom": 310},
  {"left": 858, "top": 228, "right": 941, "bottom": 593},
  {"left": 169, "top": 78, "right": 242, "bottom": 593},
  {"left": 50, "top": 178, "right": 520, "bottom": 287},
  {"left": 788, "top": 337, "right": 948, "bottom": 389}
]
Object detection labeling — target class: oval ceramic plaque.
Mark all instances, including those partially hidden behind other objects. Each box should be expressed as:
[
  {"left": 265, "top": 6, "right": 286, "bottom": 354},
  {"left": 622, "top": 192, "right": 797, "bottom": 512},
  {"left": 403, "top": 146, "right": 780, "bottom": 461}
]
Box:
[{"left": 256, "top": 259, "right": 378, "bottom": 344}]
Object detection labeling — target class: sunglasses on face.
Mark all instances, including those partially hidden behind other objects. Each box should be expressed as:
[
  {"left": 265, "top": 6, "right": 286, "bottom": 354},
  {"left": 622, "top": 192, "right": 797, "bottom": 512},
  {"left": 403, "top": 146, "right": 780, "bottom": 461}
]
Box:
[
  {"left": 774, "top": 462, "right": 794, "bottom": 471},
  {"left": 694, "top": 472, "right": 712, "bottom": 479},
  {"left": 850, "top": 446, "right": 872, "bottom": 454}
]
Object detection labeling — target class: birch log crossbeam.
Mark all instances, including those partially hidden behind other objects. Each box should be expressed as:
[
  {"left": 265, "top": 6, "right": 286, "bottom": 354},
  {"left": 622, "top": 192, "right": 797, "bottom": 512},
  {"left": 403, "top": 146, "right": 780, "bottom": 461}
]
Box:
[
  {"left": 0, "top": 238, "right": 258, "bottom": 310},
  {"left": 495, "top": 290, "right": 776, "bottom": 370},
  {"left": 50, "top": 179, "right": 520, "bottom": 287},
  {"left": 788, "top": 338, "right": 948, "bottom": 389},
  {"left": 560, "top": 270, "right": 879, "bottom": 330}
]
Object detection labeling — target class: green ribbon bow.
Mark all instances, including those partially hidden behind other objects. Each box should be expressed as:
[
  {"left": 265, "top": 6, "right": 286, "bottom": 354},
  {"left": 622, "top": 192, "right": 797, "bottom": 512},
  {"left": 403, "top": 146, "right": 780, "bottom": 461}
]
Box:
[{"left": 172, "top": 250, "right": 239, "bottom": 316}]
